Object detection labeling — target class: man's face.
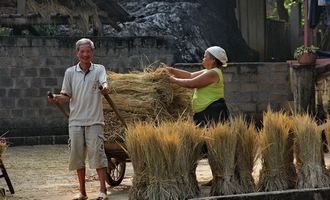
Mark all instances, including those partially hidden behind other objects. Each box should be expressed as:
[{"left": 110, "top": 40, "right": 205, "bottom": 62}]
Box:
[{"left": 76, "top": 44, "right": 93, "bottom": 64}]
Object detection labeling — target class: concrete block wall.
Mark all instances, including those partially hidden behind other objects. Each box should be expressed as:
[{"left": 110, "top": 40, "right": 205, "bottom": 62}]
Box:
[
  {"left": 224, "top": 63, "right": 292, "bottom": 123},
  {"left": 0, "top": 36, "right": 176, "bottom": 144},
  {"left": 0, "top": 36, "right": 292, "bottom": 145}
]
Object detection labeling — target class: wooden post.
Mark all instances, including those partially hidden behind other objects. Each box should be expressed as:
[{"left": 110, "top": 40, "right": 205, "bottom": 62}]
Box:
[
  {"left": 289, "top": 65, "right": 315, "bottom": 114},
  {"left": 289, "top": 2, "right": 302, "bottom": 52},
  {"left": 17, "top": 0, "right": 26, "bottom": 15},
  {"left": 304, "top": 0, "right": 311, "bottom": 47}
]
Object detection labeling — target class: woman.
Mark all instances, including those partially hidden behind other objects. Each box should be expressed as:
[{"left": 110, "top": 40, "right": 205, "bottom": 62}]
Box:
[{"left": 166, "top": 46, "right": 229, "bottom": 127}]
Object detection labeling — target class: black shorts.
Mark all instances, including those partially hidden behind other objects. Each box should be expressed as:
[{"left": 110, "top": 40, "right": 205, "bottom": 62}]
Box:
[{"left": 193, "top": 98, "right": 229, "bottom": 127}]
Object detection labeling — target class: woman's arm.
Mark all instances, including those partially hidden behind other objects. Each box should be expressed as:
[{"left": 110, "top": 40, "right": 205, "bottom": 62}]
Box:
[
  {"left": 166, "top": 67, "right": 204, "bottom": 79},
  {"left": 169, "top": 70, "right": 219, "bottom": 89}
]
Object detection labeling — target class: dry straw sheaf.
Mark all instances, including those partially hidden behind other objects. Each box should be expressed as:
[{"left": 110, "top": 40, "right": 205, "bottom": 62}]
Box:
[
  {"left": 143, "top": 123, "right": 181, "bottom": 200},
  {"left": 0, "top": 132, "right": 8, "bottom": 160},
  {"left": 0, "top": 141, "right": 6, "bottom": 160},
  {"left": 258, "top": 110, "right": 296, "bottom": 192},
  {"left": 326, "top": 118, "right": 330, "bottom": 154},
  {"left": 174, "top": 120, "right": 204, "bottom": 198},
  {"left": 232, "top": 116, "right": 258, "bottom": 193},
  {"left": 293, "top": 114, "right": 330, "bottom": 189},
  {"left": 207, "top": 122, "right": 242, "bottom": 196},
  {"left": 126, "top": 122, "right": 150, "bottom": 200}
]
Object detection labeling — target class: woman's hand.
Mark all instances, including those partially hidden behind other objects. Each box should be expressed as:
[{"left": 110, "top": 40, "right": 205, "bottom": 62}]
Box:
[
  {"left": 168, "top": 76, "right": 176, "bottom": 83},
  {"left": 165, "top": 66, "right": 174, "bottom": 74}
]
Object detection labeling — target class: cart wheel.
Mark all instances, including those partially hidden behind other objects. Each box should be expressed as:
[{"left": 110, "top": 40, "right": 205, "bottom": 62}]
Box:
[{"left": 106, "top": 157, "right": 126, "bottom": 186}]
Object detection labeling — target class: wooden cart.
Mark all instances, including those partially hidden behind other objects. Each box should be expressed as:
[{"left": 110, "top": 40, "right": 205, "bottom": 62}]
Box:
[{"left": 104, "top": 141, "right": 129, "bottom": 186}]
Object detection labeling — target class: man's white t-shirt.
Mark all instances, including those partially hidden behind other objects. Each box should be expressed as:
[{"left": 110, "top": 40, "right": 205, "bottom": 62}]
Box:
[{"left": 61, "top": 63, "right": 108, "bottom": 126}]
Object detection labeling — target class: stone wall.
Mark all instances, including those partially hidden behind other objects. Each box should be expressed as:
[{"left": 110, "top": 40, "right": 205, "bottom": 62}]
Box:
[{"left": 0, "top": 36, "right": 176, "bottom": 144}]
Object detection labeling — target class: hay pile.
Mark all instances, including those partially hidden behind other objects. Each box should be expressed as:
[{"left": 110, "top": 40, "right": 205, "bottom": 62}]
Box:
[
  {"left": 293, "top": 114, "right": 330, "bottom": 188},
  {"left": 207, "top": 122, "right": 242, "bottom": 196},
  {"left": 233, "top": 116, "right": 258, "bottom": 193},
  {"left": 104, "top": 68, "right": 192, "bottom": 141},
  {"left": 257, "top": 110, "right": 296, "bottom": 191},
  {"left": 125, "top": 120, "right": 203, "bottom": 200}
]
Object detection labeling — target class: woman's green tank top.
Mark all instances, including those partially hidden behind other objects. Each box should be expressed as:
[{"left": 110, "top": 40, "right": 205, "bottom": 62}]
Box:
[{"left": 192, "top": 68, "right": 224, "bottom": 113}]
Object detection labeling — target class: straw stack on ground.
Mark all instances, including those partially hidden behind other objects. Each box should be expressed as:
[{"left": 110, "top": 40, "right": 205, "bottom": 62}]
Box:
[
  {"left": 126, "top": 120, "right": 204, "bottom": 199},
  {"left": 143, "top": 123, "right": 181, "bottom": 200},
  {"left": 104, "top": 67, "right": 192, "bottom": 141},
  {"left": 326, "top": 119, "right": 330, "bottom": 149},
  {"left": 174, "top": 120, "right": 204, "bottom": 198},
  {"left": 207, "top": 122, "right": 241, "bottom": 196},
  {"left": 126, "top": 122, "right": 150, "bottom": 200},
  {"left": 293, "top": 114, "right": 330, "bottom": 188},
  {"left": 258, "top": 110, "right": 296, "bottom": 191},
  {"left": 232, "top": 116, "right": 258, "bottom": 193}
]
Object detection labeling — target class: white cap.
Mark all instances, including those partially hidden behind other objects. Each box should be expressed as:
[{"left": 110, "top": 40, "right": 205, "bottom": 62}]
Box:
[{"left": 206, "top": 46, "right": 228, "bottom": 67}]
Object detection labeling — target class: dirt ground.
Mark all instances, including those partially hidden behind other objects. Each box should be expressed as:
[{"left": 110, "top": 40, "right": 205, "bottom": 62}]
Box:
[
  {"left": 0, "top": 145, "right": 214, "bottom": 200},
  {"left": 0, "top": 145, "right": 329, "bottom": 200}
]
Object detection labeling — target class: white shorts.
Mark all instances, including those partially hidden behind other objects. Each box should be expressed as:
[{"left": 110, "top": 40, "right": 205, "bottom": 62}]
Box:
[{"left": 68, "top": 125, "right": 108, "bottom": 170}]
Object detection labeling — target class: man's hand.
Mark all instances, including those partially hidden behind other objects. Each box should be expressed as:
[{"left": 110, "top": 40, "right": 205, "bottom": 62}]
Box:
[
  {"left": 48, "top": 94, "right": 69, "bottom": 104},
  {"left": 100, "top": 86, "right": 108, "bottom": 96}
]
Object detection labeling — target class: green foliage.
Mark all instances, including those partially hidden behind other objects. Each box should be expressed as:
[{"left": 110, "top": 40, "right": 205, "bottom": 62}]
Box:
[
  {"left": 33, "top": 25, "right": 59, "bottom": 36},
  {"left": 0, "top": 27, "right": 11, "bottom": 36},
  {"left": 267, "top": 0, "right": 303, "bottom": 22},
  {"left": 293, "top": 45, "right": 319, "bottom": 59}
]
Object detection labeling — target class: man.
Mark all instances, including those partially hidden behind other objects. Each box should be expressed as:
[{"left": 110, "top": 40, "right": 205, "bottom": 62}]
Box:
[{"left": 48, "top": 38, "right": 109, "bottom": 200}]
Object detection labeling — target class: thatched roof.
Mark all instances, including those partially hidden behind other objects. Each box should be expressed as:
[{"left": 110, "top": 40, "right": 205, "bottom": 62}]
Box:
[{"left": 0, "top": 0, "right": 133, "bottom": 32}]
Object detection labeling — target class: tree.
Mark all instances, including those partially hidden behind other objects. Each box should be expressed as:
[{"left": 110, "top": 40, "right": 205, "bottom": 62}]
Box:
[
  {"left": 277, "top": 0, "right": 289, "bottom": 21},
  {"left": 267, "top": 0, "right": 298, "bottom": 21}
]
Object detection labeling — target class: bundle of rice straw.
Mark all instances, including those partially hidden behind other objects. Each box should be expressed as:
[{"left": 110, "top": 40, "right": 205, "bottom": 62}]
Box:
[
  {"left": 104, "top": 67, "right": 192, "bottom": 140},
  {"left": 326, "top": 118, "right": 330, "bottom": 147},
  {"left": 0, "top": 132, "right": 8, "bottom": 159},
  {"left": 143, "top": 123, "right": 181, "bottom": 200},
  {"left": 258, "top": 110, "right": 296, "bottom": 191},
  {"left": 126, "top": 122, "right": 150, "bottom": 200},
  {"left": 0, "top": 141, "right": 6, "bottom": 160},
  {"left": 207, "top": 122, "right": 241, "bottom": 196},
  {"left": 174, "top": 120, "right": 204, "bottom": 198},
  {"left": 232, "top": 116, "right": 258, "bottom": 193},
  {"left": 293, "top": 114, "right": 330, "bottom": 188}
]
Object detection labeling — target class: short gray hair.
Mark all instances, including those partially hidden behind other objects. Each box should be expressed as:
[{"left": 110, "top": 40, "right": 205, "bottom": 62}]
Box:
[{"left": 75, "top": 38, "right": 95, "bottom": 51}]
